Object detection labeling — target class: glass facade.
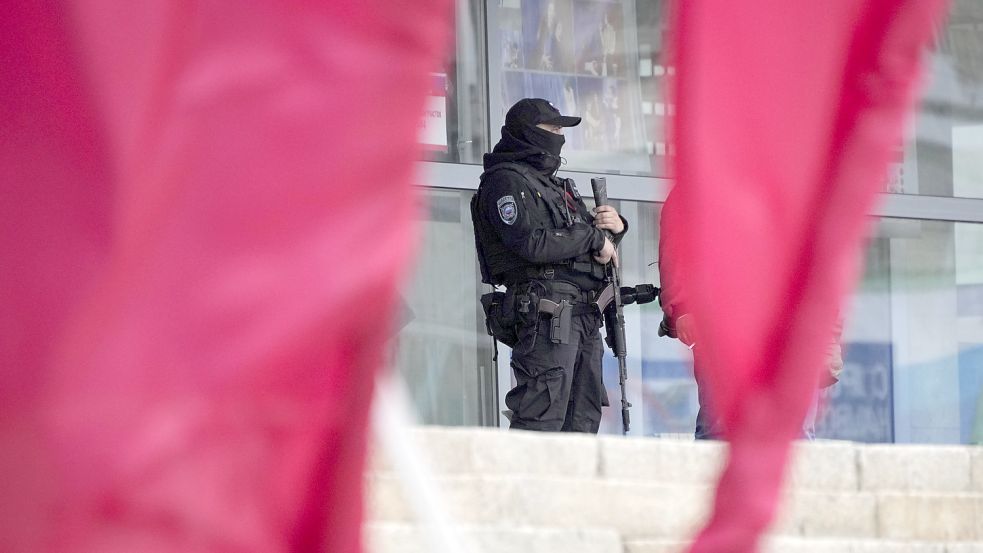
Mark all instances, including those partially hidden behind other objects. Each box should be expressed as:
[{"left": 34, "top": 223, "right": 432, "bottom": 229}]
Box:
[
  {"left": 823, "top": 219, "right": 983, "bottom": 443},
  {"left": 490, "top": 0, "right": 656, "bottom": 176},
  {"left": 394, "top": 187, "right": 495, "bottom": 427},
  {"left": 397, "top": 1, "right": 983, "bottom": 444},
  {"left": 489, "top": 0, "right": 671, "bottom": 177},
  {"left": 421, "top": 0, "right": 489, "bottom": 165},
  {"left": 898, "top": 1, "right": 983, "bottom": 198}
]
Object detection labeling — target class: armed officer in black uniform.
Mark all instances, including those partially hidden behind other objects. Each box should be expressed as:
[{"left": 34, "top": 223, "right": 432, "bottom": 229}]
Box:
[{"left": 472, "top": 98, "right": 628, "bottom": 433}]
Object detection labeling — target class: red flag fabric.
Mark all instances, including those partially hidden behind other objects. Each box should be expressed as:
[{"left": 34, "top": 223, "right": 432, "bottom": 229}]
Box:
[
  {"left": 1, "top": 2, "right": 451, "bottom": 552},
  {"left": 667, "top": 1, "right": 947, "bottom": 551}
]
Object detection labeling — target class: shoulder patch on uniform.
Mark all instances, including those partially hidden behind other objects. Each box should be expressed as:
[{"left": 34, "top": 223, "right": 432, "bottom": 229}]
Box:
[{"left": 497, "top": 195, "right": 518, "bottom": 225}]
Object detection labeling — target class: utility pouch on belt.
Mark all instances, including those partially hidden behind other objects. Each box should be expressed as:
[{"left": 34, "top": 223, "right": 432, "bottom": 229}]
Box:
[
  {"left": 538, "top": 298, "right": 572, "bottom": 345},
  {"left": 480, "top": 291, "right": 519, "bottom": 348}
]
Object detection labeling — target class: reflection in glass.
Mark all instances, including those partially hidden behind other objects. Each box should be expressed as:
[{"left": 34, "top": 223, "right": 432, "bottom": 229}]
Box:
[
  {"left": 420, "top": 0, "right": 488, "bottom": 165},
  {"left": 896, "top": 3, "right": 983, "bottom": 197},
  {"left": 819, "top": 219, "right": 983, "bottom": 444},
  {"left": 492, "top": 0, "right": 665, "bottom": 176},
  {"left": 637, "top": 215, "right": 983, "bottom": 444},
  {"left": 394, "top": 189, "right": 496, "bottom": 426}
]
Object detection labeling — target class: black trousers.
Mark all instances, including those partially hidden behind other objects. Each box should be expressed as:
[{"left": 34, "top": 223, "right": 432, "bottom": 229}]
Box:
[{"left": 504, "top": 282, "right": 608, "bottom": 433}]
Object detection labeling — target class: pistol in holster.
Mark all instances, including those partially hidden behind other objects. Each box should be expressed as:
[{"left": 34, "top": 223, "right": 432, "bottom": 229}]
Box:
[{"left": 537, "top": 298, "right": 573, "bottom": 345}]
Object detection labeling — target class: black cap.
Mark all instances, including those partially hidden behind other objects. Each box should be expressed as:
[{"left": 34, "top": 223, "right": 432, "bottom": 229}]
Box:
[{"left": 505, "top": 98, "right": 581, "bottom": 130}]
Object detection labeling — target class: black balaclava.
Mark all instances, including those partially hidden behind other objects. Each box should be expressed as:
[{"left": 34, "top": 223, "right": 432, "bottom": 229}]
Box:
[{"left": 517, "top": 124, "right": 564, "bottom": 174}]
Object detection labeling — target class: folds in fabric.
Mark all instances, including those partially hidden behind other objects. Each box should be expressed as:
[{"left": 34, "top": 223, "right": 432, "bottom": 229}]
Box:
[
  {"left": 666, "top": 1, "right": 948, "bottom": 551},
  {"left": 1, "top": 2, "right": 451, "bottom": 552}
]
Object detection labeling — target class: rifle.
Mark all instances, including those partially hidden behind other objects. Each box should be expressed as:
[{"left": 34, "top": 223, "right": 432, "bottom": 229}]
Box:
[{"left": 591, "top": 176, "right": 633, "bottom": 435}]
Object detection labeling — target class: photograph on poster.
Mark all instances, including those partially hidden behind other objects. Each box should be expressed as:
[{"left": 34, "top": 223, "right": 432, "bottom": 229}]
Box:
[
  {"left": 576, "top": 77, "right": 631, "bottom": 151},
  {"left": 528, "top": 73, "right": 565, "bottom": 105},
  {"left": 577, "top": 77, "right": 604, "bottom": 150},
  {"left": 501, "top": 71, "right": 531, "bottom": 120},
  {"left": 500, "top": 7, "right": 525, "bottom": 70},
  {"left": 601, "top": 77, "right": 630, "bottom": 150},
  {"left": 526, "top": 73, "right": 583, "bottom": 149},
  {"left": 495, "top": 0, "right": 651, "bottom": 172},
  {"left": 503, "top": 30, "right": 524, "bottom": 69},
  {"left": 522, "top": 0, "right": 575, "bottom": 73},
  {"left": 560, "top": 78, "right": 583, "bottom": 149},
  {"left": 573, "top": 0, "right": 625, "bottom": 77}
]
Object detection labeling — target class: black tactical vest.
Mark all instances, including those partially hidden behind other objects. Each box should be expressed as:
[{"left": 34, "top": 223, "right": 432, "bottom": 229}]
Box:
[{"left": 471, "top": 162, "right": 603, "bottom": 287}]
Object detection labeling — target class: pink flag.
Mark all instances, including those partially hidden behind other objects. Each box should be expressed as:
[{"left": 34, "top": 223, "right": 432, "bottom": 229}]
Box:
[
  {"left": 1, "top": 2, "right": 451, "bottom": 552},
  {"left": 667, "top": 1, "right": 947, "bottom": 551}
]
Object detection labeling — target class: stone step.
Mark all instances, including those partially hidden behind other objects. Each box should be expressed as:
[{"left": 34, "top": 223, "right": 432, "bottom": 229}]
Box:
[
  {"left": 365, "top": 522, "right": 983, "bottom": 553},
  {"left": 366, "top": 473, "right": 983, "bottom": 541},
  {"left": 366, "top": 523, "right": 983, "bottom": 553},
  {"left": 366, "top": 475, "right": 711, "bottom": 540},
  {"left": 627, "top": 537, "right": 983, "bottom": 553},
  {"left": 368, "top": 426, "right": 983, "bottom": 495},
  {"left": 364, "top": 522, "right": 622, "bottom": 553}
]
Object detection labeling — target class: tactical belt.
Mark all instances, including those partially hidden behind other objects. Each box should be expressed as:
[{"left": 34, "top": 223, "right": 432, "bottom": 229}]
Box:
[
  {"left": 499, "top": 263, "right": 602, "bottom": 288},
  {"left": 537, "top": 298, "right": 597, "bottom": 317},
  {"left": 509, "top": 283, "right": 607, "bottom": 345}
]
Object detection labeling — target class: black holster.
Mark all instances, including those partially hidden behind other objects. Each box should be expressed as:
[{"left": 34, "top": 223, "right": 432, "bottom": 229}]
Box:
[
  {"left": 537, "top": 298, "right": 573, "bottom": 345},
  {"left": 482, "top": 281, "right": 584, "bottom": 348}
]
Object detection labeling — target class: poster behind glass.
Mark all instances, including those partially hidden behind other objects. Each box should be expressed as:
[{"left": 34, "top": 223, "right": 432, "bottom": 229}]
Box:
[{"left": 499, "top": 0, "right": 650, "bottom": 175}]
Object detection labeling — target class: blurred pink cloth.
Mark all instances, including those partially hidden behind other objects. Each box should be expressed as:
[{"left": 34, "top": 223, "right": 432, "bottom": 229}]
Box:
[
  {"left": 1, "top": 2, "right": 450, "bottom": 552},
  {"left": 667, "top": 1, "right": 946, "bottom": 551}
]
